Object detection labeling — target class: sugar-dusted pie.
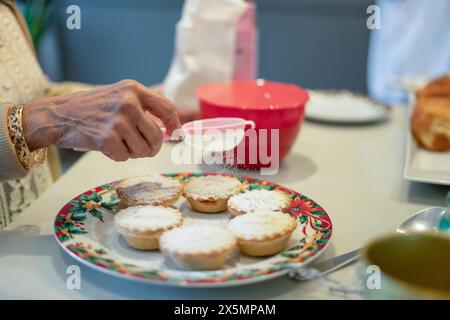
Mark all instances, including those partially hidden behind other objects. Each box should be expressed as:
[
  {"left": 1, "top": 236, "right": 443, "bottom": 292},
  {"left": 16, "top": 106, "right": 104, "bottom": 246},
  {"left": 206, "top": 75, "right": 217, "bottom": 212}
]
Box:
[
  {"left": 159, "top": 225, "right": 237, "bottom": 270},
  {"left": 227, "top": 189, "right": 291, "bottom": 217},
  {"left": 227, "top": 211, "right": 297, "bottom": 256},
  {"left": 182, "top": 175, "right": 242, "bottom": 213},
  {"left": 114, "top": 205, "right": 183, "bottom": 250},
  {"left": 116, "top": 174, "right": 181, "bottom": 206}
]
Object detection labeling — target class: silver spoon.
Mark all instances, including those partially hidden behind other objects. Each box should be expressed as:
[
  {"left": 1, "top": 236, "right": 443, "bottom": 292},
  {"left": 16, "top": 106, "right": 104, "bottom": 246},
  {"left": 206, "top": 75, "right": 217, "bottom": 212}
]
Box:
[{"left": 288, "top": 207, "right": 448, "bottom": 281}]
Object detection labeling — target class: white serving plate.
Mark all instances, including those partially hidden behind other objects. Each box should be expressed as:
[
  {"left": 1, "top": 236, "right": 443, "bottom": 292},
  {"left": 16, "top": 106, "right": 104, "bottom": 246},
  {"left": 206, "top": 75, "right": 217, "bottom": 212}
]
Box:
[
  {"left": 305, "top": 90, "right": 389, "bottom": 124},
  {"left": 403, "top": 95, "right": 450, "bottom": 186},
  {"left": 54, "top": 173, "right": 333, "bottom": 287}
]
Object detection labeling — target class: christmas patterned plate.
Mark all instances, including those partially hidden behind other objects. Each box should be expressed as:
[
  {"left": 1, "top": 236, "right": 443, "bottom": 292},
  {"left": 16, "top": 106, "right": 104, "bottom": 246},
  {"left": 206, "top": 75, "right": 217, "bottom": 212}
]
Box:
[{"left": 54, "top": 173, "right": 332, "bottom": 287}]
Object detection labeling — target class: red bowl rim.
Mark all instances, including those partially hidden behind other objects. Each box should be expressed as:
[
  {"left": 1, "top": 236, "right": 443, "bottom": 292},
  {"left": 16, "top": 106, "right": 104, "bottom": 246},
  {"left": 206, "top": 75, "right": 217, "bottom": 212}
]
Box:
[{"left": 197, "top": 80, "right": 309, "bottom": 111}]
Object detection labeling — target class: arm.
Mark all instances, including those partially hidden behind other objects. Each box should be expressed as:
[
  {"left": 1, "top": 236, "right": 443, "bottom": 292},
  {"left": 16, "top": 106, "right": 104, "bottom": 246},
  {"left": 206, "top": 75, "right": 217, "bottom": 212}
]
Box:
[
  {"left": 44, "top": 81, "right": 94, "bottom": 97},
  {"left": 45, "top": 82, "right": 198, "bottom": 124},
  {"left": 1, "top": 79, "right": 182, "bottom": 182}
]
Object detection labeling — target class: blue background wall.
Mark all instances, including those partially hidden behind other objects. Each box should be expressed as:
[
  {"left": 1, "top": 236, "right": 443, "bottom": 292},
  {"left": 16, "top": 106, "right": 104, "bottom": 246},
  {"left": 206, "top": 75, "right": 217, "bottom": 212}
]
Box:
[{"left": 39, "top": 0, "right": 372, "bottom": 92}]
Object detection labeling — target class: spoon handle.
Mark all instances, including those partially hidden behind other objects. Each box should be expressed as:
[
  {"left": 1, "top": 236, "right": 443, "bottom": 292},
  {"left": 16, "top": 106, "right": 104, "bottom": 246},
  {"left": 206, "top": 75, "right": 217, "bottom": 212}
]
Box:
[
  {"left": 288, "top": 248, "right": 361, "bottom": 281},
  {"left": 439, "top": 192, "right": 450, "bottom": 231}
]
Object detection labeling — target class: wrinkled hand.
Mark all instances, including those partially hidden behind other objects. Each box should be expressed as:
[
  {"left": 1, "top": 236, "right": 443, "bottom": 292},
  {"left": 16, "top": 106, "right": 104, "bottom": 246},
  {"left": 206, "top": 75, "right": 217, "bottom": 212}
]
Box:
[
  {"left": 22, "top": 79, "right": 182, "bottom": 161},
  {"left": 149, "top": 84, "right": 199, "bottom": 124}
]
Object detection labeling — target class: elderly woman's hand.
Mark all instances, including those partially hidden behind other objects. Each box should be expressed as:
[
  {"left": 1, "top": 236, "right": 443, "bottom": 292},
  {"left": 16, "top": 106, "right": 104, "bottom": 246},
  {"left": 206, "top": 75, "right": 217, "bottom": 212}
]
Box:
[{"left": 22, "top": 79, "right": 182, "bottom": 161}]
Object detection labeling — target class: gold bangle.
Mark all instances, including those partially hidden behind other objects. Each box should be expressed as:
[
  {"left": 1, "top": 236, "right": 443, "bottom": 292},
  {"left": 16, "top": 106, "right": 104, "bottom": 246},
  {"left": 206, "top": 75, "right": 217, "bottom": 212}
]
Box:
[{"left": 7, "top": 104, "right": 47, "bottom": 170}]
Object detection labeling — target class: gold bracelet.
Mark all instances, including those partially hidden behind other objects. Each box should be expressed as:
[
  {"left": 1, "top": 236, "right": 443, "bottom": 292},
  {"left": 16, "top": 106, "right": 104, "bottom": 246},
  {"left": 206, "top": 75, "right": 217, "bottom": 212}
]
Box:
[{"left": 7, "top": 104, "right": 47, "bottom": 170}]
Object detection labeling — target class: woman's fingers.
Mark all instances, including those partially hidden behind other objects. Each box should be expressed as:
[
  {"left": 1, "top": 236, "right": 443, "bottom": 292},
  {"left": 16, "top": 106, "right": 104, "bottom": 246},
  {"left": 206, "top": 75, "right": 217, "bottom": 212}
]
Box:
[
  {"left": 110, "top": 111, "right": 150, "bottom": 158},
  {"left": 122, "top": 126, "right": 152, "bottom": 158},
  {"left": 116, "top": 91, "right": 163, "bottom": 157},
  {"left": 98, "top": 133, "right": 130, "bottom": 162},
  {"left": 137, "top": 113, "right": 163, "bottom": 157},
  {"left": 133, "top": 83, "right": 183, "bottom": 135},
  {"left": 108, "top": 140, "right": 130, "bottom": 162}
]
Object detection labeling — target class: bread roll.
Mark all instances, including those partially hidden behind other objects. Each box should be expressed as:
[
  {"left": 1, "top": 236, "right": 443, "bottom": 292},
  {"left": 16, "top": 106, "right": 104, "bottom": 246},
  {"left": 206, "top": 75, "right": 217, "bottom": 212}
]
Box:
[{"left": 411, "top": 76, "right": 450, "bottom": 152}]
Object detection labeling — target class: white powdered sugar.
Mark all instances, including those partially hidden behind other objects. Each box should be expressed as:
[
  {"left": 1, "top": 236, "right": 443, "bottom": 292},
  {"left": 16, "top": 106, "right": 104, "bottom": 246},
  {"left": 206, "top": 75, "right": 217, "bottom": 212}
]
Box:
[
  {"left": 118, "top": 174, "right": 180, "bottom": 202},
  {"left": 183, "top": 175, "right": 241, "bottom": 200},
  {"left": 160, "top": 225, "right": 236, "bottom": 254},
  {"left": 228, "top": 189, "right": 288, "bottom": 213},
  {"left": 227, "top": 211, "right": 296, "bottom": 241},
  {"left": 114, "top": 205, "right": 182, "bottom": 232}
]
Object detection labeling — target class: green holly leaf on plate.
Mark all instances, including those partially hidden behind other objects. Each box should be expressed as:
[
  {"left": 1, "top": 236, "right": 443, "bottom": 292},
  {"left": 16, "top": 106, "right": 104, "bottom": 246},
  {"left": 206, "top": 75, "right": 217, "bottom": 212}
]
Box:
[
  {"left": 101, "top": 202, "right": 118, "bottom": 211},
  {"left": 70, "top": 229, "right": 87, "bottom": 235},
  {"left": 314, "top": 211, "right": 325, "bottom": 217},
  {"left": 69, "top": 206, "right": 86, "bottom": 214},
  {"left": 248, "top": 184, "right": 275, "bottom": 191},
  {"left": 89, "top": 209, "right": 104, "bottom": 222},
  {"left": 299, "top": 215, "right": 308, "bottom": 224},
  {"left": 80, "top": 193, "right": 102, "bottom": 203},
  {"left": 71, "top": 213, "right": 87, "bottom": 222}
]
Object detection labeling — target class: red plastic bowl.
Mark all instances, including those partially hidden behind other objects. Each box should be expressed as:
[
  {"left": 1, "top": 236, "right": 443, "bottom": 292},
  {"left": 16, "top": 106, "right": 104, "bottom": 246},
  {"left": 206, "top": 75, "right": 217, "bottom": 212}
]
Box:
[{"left": 197, "top": 80, "right": 308, "bottom": 169}]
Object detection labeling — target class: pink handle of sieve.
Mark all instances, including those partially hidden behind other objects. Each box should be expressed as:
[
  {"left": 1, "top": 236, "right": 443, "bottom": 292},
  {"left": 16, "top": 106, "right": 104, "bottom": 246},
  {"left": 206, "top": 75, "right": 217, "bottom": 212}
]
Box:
[
  {"left": 244, "top": 120, "right": 256, "bottom": 129},
  {"left": 161, "top": 127, "right": 172, "bottom": 141},
  {"left": 161, "top": 127, "right": 186, "bottom": 142}
]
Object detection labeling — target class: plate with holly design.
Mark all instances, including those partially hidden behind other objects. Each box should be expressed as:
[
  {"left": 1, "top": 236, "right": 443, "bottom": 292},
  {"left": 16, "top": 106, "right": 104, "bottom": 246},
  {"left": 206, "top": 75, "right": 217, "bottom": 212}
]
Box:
[{"left": 54, "top": 173, "right": 332, "bottom": 287}]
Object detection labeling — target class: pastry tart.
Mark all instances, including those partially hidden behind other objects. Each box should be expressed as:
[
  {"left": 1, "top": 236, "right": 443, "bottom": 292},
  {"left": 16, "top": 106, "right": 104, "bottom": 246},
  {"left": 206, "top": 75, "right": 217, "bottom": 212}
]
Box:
[
  {"left": 160, "top": 225, "right": 237, "bottom": 270},
  {"left": 227, "top": 189, "right": 291, "bottom": 217},
  {"left": 227, "top": 211, "right": 297, "bottom": 256},
  {"left": 182, "top": 175, "right": 241, "bottom": 213},
  {"left": 116, "top": 174, "right": 181, "bottom": 206},
  {"left": 114, "top": 205, "right": 183, "bottom": 250}
]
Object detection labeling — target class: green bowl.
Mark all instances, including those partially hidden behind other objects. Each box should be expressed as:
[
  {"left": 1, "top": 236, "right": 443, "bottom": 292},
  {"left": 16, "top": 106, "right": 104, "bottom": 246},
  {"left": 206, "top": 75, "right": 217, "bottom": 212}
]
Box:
[{"left": 362, "top": 232, "right": 450, "bottom": 299}]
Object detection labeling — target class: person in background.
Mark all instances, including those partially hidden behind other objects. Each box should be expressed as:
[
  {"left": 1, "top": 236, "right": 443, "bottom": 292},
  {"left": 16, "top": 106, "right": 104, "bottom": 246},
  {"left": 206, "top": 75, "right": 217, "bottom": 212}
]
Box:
[
  {"left": 367, "top": 0, "right": 450, "bottom": 105},
  {"left": 0, "top": 0, "right": 182, "bottom": 230}
]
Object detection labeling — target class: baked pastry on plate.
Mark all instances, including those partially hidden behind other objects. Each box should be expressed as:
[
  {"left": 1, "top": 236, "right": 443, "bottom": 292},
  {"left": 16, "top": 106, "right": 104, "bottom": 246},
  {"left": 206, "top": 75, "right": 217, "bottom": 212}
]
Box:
[
  {"left": 227, "top": 189, "right": 291, "bottom": 217},
  {"left": 182, "top": 175, "right": 241, "bottom": 213},
  {"left": 416, "top": 76, "right": 450, "bottom": 100},
  {"left": 114, "top": 205, "right": 183, "bottom": 250},
  {"left": 159, "top": 225, "right": 237, "bottom": 270},
  {"left": 116, "top": 174, "right": 181, "bottom": 206},
  {"left": 227, "top": 211, "right": 297, "bottom": 257},
  {"left": 411, "top": 76, "right": 450, "bottom": 152}
]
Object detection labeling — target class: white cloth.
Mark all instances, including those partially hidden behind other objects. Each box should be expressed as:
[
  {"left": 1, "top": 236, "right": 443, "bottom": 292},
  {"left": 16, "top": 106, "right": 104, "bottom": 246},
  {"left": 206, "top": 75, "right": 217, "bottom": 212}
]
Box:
[
  {"left": 163, "top": 0, "right": 248, "bottom": 112},
  {"left": 367, "top": 0, "right": 450, "bottom": 105}
]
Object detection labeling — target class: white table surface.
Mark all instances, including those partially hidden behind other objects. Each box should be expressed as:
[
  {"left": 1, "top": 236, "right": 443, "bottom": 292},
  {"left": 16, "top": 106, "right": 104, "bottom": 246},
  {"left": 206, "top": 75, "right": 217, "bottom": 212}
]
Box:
[{"left": 1, "top": 107, "right": 448, "bottom": 299}]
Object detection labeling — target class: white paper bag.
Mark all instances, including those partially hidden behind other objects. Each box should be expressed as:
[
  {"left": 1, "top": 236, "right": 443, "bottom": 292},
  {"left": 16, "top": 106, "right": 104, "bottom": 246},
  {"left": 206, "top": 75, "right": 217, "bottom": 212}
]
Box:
[{"left": 163, "top": 0, "right": 256, "bottom": 112}]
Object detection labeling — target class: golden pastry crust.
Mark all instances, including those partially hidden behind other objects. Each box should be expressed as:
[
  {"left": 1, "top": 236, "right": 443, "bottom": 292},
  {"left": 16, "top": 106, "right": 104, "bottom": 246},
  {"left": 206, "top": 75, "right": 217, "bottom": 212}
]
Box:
[
  {"left": 114, "top": 205, "right": 183, "bottom": 250},
  {"left": 237, "top": 233, "right": 292, "bottom": 257},
  {"left": 116, "top": 174, "right": 181, "bottom": 207},
  {"left": 182, "top": 175, "right": 242, "bottom": 213},
  {"left": 186, "top": 197, "right": 230, "bottom": 213},
  {"left": 411, "top": 76, "right": 450, "bottom": 152},
  {"left": 227, "top": 189, "right": 291, "bottom": 217},
  {"left": 411, "top": 100, "right": 450, "bottom": 151},
  {"left": 119, "top": 231, "right": 164, "bottom": 251},
  {"left": 160, "top": 225, "right": 237, "bottom": 270},
  {"left": 227, "top": 211, "right": 297, "bottom": 257},
  {"left": 416, "top": 76, "right": 450, "bottom": 100}
]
